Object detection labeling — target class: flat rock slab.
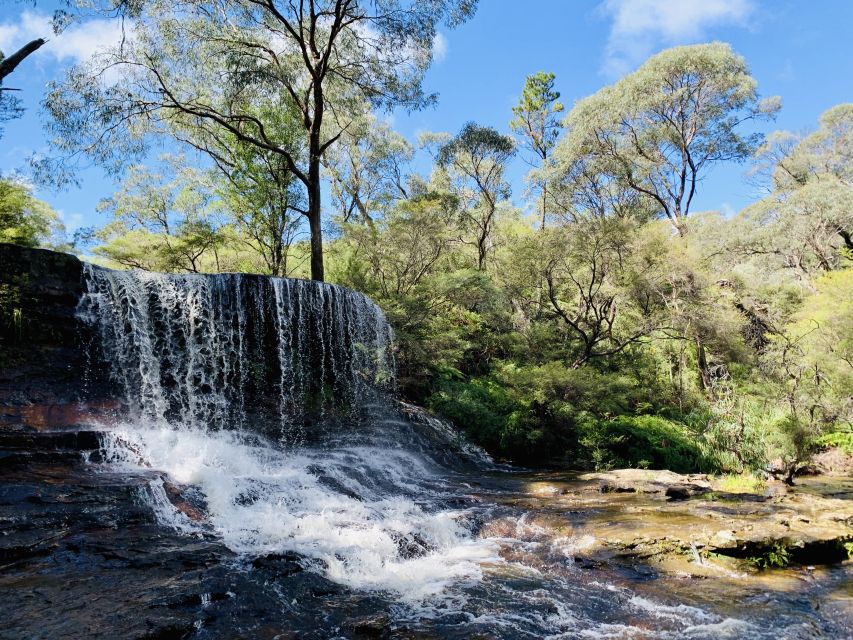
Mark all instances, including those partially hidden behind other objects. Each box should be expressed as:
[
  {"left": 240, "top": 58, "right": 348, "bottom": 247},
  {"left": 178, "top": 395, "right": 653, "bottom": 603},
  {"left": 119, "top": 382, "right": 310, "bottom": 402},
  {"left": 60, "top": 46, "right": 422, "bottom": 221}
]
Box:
[
  {"left": 488, "top": 468, "right": 853, "bottom": 572},
  {"left": 579, "top": 469, "right": 712, "bottom": 499}
]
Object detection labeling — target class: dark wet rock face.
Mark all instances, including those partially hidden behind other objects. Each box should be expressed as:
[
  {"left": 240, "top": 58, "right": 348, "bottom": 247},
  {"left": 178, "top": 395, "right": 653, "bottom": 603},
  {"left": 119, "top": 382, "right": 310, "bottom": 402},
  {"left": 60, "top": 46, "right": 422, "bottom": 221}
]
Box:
[
  {"left": 1, "top": 243, "right": 396, "bottom": 437},
  {"left": 0, "top": 244, "right": 117, "bottom": 429}
]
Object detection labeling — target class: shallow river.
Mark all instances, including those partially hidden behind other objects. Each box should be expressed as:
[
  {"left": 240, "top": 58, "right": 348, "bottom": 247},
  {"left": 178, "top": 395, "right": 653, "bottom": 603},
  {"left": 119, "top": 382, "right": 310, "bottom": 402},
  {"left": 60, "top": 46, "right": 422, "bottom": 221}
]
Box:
[{"left": 89, "top": 418, "right": 852, "bottom": 640}]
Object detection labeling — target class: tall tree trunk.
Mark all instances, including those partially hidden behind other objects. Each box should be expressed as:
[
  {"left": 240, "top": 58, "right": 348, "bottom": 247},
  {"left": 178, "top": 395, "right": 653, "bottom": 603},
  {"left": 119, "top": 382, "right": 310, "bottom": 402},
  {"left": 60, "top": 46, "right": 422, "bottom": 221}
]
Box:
[
  {"left": 307, "top": 89, "right": 325, "bottom": 281},
  {"left": 534, "top": 176, "right": 547, "bottom": 316},
  {"left": 307, "top": 158, "right": 324, "bottom": 282},
  {"left": 272, "top": 221, "right": 284, "bottom": 277},
  {"left": 695, "top": 336, "right": 712, "bottom": 393},
  {"left": 477, "top": 201, "right": 495, "bottom": 271}
]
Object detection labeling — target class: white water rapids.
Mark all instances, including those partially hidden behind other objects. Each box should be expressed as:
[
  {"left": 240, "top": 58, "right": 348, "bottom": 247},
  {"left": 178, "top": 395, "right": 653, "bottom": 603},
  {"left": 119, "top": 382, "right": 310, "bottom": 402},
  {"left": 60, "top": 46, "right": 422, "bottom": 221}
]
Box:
[{"left": 99, "top": 424, "right": 497, "bottom": 600}]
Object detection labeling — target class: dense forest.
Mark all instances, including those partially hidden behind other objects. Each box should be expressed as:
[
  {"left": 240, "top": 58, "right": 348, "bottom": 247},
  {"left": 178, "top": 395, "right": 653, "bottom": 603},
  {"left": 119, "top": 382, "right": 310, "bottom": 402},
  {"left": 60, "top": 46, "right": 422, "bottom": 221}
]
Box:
[{"left": 2, "top": 0, "right": 851, "bottom": 480}]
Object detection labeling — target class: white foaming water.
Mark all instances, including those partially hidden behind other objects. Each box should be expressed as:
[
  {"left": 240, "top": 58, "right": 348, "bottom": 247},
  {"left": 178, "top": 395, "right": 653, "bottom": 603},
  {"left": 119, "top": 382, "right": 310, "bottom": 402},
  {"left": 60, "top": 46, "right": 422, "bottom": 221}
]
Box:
[
  {"left": 96, "top": 425, "right": 767, "bottom": 638},
  {"left": 100, "top": 424, "right": 498, "bottom": 600},
  {"left": 142, "top": 475, "right": 200, "bottom": 534}
]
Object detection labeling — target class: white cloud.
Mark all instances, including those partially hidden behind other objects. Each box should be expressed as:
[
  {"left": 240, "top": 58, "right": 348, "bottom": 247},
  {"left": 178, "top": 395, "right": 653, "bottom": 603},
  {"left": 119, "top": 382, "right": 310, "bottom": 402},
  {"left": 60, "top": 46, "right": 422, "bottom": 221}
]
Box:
[
  {"left": 599, "top": 0, "right": 753, "bottom": 77},
  {"left": 56, "top": 208, "right": 85, "bottom": 232},
  {"left": 432, "top": 32, "right": 448, "bottom": 63},
  {"left": 0, "top": 11, "right": 129, "bottom": 65}
]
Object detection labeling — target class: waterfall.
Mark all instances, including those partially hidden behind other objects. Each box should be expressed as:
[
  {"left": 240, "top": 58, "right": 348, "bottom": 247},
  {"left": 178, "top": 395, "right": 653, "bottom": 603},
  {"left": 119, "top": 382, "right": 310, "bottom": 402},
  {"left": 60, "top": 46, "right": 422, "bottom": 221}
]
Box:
[
  {"left": 78, "top": 265, "right": 394, "bottom": 439},
  {"left": 80, "top": 263, "right": 496, "bottom": 600}
]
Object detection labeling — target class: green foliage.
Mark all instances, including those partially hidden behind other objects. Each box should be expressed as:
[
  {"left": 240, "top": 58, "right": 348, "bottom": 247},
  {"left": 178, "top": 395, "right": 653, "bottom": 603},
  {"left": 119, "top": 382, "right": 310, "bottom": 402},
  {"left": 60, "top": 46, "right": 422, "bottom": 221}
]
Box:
[
  {"left": 422, "top": 354, "right": 707, "bottom": 468},
  {"left": 552, "top": 42, "right": 777, "bottom": 234},
  {"left": 428, "top": 377, "right": 530, "bottom": 458},
  {"left": 714, "top": 473, "right": 768, "bottom": 494},
  {"left": 434, "top": 122, "right": 516, "bottom": 270},
  {"left": 578, "top": 415, "right": 704, "bottom": 473},
  {"left": 0, "top": 178, "right": 66, "bottom": 249},
  {"left": 94, "top": 159, "right": 228, "bottom": 273},
  {"left": 0, "top": 281, "right": 23, "bottom": 341},
  {"left": 325, "top": 115, "right": 414, "bottom": 226},
  {"left": 817, "top": 431, "right": 853, "bottom": 455},
  {"left": 510, "top": 71, "right": 564, "bottom": 162},
  {"left": 697, "top": 399, "right": 774, "bottom": 473},
  {"left": 746, "top": 543, "right": 791, "bottom": 570},
  {"left": 437, "top": 123, "right": 516, "bottom": 170}
]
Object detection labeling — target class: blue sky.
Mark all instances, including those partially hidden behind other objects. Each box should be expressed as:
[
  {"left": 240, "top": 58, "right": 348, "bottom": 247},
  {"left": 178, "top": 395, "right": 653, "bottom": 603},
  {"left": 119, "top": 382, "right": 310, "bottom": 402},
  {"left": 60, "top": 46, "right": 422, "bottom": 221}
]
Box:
[{"left": 1, "top": 0, "right": 852, "bottom": 234}]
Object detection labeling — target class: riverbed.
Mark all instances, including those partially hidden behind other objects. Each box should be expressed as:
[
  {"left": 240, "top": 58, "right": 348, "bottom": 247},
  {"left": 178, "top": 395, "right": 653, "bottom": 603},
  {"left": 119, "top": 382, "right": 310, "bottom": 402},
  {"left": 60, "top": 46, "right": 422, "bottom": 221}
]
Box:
[{"left": 2, "top": 425, "right": 850, "bottom": 639}]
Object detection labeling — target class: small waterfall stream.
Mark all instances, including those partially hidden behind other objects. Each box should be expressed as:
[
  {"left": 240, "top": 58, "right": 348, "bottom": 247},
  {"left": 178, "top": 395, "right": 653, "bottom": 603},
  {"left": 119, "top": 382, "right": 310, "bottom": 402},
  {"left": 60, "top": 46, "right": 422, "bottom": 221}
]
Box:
[
  {"left": 79, "top": 265, "right": 394, "bottom": 439},
  {"left": 80, "top": 265, "right": 496, "bottom": 600}
]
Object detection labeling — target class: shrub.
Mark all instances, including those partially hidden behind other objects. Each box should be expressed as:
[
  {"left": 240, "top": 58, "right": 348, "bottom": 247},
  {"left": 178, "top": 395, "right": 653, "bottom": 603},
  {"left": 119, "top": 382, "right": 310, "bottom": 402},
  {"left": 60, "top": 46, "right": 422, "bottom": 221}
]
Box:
[
  {"left": 578, "top": 415, "right": 705, "bottom": 472},
  {"left": 714, "top": 473, "right": 767, "bottom": 494},
  {"left": 817, "top": 431, "right": 853, "bottom": 455}
]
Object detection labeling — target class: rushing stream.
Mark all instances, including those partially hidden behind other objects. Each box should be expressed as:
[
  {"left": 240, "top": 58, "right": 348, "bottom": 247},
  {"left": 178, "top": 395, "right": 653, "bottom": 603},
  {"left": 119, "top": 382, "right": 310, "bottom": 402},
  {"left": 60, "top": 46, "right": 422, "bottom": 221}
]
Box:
[{"left": 71, "top": 266, "right": 851, "bottom": 639}]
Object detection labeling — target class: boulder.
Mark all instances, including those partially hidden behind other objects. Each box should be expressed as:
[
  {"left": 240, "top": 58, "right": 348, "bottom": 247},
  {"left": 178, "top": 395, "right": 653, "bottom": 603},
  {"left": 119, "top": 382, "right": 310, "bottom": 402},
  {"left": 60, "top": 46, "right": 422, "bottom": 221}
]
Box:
[{"left": 580, "top": 468, "right": 711, "bottom": 499}]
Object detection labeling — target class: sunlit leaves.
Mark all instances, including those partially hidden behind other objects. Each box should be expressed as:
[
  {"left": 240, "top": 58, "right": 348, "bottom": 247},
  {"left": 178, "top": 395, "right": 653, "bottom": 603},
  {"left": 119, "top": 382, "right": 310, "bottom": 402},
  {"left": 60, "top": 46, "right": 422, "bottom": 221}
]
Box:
[{"left": 551, "top": 43, "right": 776, "bottom": 233}]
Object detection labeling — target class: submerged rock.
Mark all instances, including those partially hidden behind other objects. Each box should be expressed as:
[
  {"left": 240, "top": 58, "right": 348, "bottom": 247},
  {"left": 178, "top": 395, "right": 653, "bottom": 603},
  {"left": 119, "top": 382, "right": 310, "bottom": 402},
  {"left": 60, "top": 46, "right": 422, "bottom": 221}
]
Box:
[
  {"left": 664, "top": 485, "right": 709, "bottom": 500},
  {"left": 343, "top": 613, "right": 390, "bottom": 639}
]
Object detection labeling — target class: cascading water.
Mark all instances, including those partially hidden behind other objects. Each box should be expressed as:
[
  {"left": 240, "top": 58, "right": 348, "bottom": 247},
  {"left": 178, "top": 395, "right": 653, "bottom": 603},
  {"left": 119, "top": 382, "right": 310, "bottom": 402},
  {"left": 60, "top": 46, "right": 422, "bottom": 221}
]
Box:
[
  {"left": 79, "top": 265, "right": 496, "bottom": 600},
  {"left": 74, "top": 266, "right": 849, "bottom": 639},
  {"left": 79, "top": 265, "right": 394, "bottom": 439}
]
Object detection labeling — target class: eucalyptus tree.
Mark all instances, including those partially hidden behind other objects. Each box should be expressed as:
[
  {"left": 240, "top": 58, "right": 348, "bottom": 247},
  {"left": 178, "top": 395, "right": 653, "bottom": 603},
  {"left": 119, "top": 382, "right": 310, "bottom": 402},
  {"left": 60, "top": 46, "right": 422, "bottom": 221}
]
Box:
[
  {"left": 536, "top": 213, "right": 681, "bottom": 370},
  {"left": 43, "top": 0, "right": 478, "bottom": 281},
  {"left": 553, "top": 43, "right": 778, "bottom": 236},
  {"left": 215, "top": 139, "right": 307, "bottom": 277},
  {"left": 437, "top": 122, "right": 515, "bottom": 271},
  {"left": 510, "top": 71, "right": 563, "bottom": 229},
  {"left": 767, "top": 103, "right": 853, "bottom": 192},
  {"left": 0, "top": 178, "right": 65, "bottom": 248},
  {"left": 548, "top": 151, "right": 654, "bottom": 224},
  {"left": 736, "top": 178, "right": 853, "bottom": 279},
  {"left": 95, "top": 158, "right": 226, "bottom": 273},
  {"left": 181, "top": 99, "right": 308, "bottom": 277},
  {"left": 337, "top": 192, "right": 457, "bottom": 299},
  {"left": 734, "top": 104, "right": 853, "bottom": 280},
  {"left": 324, "top": 115, "right": 414, "bottom": 226}
]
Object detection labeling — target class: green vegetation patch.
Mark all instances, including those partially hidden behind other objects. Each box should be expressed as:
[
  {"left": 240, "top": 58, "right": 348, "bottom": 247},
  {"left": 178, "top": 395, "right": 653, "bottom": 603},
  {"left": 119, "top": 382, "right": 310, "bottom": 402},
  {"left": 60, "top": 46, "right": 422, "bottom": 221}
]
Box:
[{"left": 817, "top": 431, "right": 853, "bottom": 455}]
